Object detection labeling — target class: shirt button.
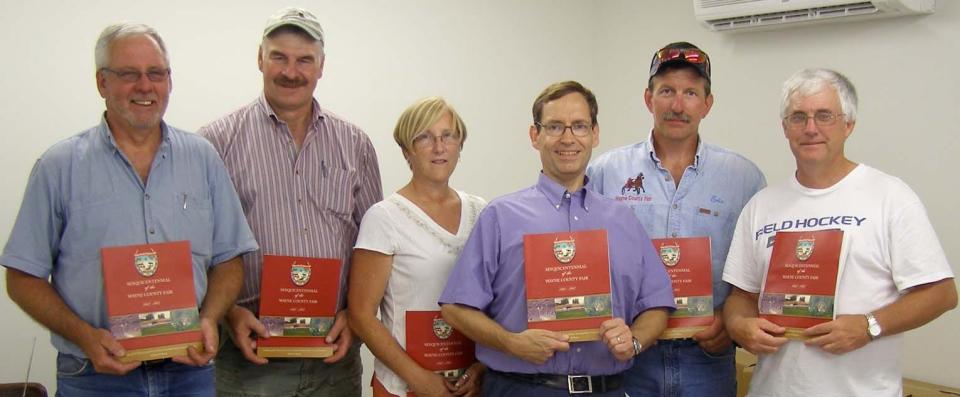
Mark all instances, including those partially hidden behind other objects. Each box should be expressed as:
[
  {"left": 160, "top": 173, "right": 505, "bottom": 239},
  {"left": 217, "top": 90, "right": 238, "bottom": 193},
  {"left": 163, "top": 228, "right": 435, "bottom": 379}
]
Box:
[
  {"left": 555, "top": 204, "right": 561, "bottom": 209},
  {"left": 574, "top": 216, "right": 579, "bottom": 221},
  {"left": 576, "top": 347, "right": 582, "bottom": 353},
  {"left": 664, "top": 176, "right": 670, "bottom": 181},
  {"left": 295, "top": 170, "right": 300, "bottom": 175},
  {"left": 149, "top": 228, "right": 156, "bottom": 234},
  {"left": 564, "top": 193, "right": 570, "bottom": 198},
  {"left": 672, "top": 203, "right": 678, "bottom": 209},
  {"left": 145, "top": 194, "right": 150, "bottom": 200},
  {"left": 672, "top": 232, "right": 677, "bottom": 237}
]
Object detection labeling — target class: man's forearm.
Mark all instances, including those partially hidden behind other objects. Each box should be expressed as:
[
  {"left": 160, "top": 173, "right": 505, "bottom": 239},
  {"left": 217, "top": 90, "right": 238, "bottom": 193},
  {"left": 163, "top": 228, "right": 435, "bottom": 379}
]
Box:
[
  {"left": 872, "top": 278, "right": 957, "bottom": 337},
  {"left": 723, "top": 287, "right": 759, "bottom": 324},
  {"left": 200, "top": 257, "right": 244, "bottom": 321},
  {"left": 6, "top": 267, "right": 95, "bottom": 345},
  {"left": 630, "top": 308, "right": 669, "bottom": 350},
  {"left": 441, "top": 303, "right": 515, "bottom": 353}
]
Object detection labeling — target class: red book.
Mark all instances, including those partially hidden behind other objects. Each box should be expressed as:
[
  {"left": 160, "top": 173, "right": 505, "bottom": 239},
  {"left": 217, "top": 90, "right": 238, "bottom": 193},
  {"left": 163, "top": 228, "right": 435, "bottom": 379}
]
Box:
[
  {"left": 405, "top": 311, "right": 476, "bottom": 382},
  {"left": 102, "top": 241, "right": 202, "bottom": 362},
  {"left": 652, "top": 237, "right": 714, "bottom": 339},
  {"left": 523, "top": 229, "right": 612, "bottom": 342},
  {"left": 257, "top": 255, "right": 341, "bottom": 358},
  {"left": 759, "top": 229, "right": 849, "bottom": 338}
]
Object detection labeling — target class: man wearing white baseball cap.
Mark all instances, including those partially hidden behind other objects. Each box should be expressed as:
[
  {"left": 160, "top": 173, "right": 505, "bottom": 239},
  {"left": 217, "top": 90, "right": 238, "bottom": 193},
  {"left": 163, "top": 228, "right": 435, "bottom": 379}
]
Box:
[{"left": 200, "top": 7, "right": 383, "bottom": 397}]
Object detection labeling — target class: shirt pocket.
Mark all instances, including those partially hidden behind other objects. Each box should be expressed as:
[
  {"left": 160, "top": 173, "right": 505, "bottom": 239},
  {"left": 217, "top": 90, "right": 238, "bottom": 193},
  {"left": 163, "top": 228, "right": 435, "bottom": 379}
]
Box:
[
  {"left": 174, "top": 191, "right": 214, "bottom": 258},
  {"left": 310, "top": 167, "right": 357, "bottom": 217},
  {"left": 692, "top": 202, "right": 731, "bottom": 236},
  {"left": 62, "top": 195, "right": 130, "bottom": 261}
]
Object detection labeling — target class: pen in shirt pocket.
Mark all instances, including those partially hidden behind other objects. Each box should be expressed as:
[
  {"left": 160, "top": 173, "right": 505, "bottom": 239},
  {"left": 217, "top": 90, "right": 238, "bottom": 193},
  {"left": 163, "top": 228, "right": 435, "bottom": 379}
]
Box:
[
  {"left": 321, "top": 160, "right": 328, "bottom": 177},
  {"left": 182, "top": 193, "right": 188, "bottom": 210}
]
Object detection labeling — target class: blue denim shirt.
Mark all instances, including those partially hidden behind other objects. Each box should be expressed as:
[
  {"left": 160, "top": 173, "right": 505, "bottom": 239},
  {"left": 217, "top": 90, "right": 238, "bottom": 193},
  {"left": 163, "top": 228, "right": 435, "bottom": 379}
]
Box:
[
  {"left": 587, "top": 134, "right": 765, "bottom": 309},
  {"left": 0, "top": 117, "right": 258, "bottom": 358}
]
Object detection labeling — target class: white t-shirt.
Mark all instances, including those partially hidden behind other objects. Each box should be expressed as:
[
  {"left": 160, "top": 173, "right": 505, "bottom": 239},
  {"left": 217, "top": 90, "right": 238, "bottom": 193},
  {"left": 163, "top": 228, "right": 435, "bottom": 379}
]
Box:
[
  {"left": 354, "top": 190, "right": 486, "bottom": 396},
  {"left": 723, "top": 165, "right": 953, "bottom": 397}
]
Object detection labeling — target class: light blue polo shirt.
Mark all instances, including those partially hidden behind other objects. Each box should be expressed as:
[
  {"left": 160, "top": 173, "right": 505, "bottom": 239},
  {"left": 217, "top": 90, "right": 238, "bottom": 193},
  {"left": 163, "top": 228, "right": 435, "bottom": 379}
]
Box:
[
  {"left": 0, "top": 117, "right": 258, "bottom": 358},
  {"left": 587, "top": 134, "right": 765, "bottom": 308}
]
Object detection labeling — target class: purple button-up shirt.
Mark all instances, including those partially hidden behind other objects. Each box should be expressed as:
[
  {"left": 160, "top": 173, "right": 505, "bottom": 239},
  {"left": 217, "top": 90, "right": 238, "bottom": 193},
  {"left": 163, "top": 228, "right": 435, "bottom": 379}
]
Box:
[{"left": 439, "top": 174, "right": 674, "bottom": 375}]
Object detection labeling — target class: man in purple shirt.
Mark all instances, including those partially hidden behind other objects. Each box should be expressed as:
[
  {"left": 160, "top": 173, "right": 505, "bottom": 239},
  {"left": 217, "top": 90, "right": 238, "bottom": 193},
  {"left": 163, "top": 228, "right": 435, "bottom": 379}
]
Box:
[{"left": 439, "top": 81, "right": 675, "bottom": 396}]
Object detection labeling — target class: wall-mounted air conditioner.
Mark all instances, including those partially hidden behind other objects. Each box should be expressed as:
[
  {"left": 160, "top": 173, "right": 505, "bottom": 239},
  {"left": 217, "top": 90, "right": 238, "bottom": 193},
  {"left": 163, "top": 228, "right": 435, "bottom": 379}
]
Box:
[{"left": 694, "top": 0, "right": 934, "bottom": 32}]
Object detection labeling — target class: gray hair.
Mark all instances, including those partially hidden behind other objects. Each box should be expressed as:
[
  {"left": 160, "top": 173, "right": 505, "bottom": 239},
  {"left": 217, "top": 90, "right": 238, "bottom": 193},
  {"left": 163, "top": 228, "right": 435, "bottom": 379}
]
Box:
[
  {"left": 780, "top": 68, "right": 858, "bottom": 122},
  {"left": 94, "top": 23, "right": 169, "bottom": 69}
]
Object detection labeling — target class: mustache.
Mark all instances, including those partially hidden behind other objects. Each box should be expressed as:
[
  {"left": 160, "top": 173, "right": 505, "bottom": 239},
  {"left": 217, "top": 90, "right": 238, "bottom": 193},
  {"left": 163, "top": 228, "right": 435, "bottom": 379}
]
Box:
[
  {"left": 662, "top": 112, "right": 690, "bottom": 122},
  {"left": 274, "top": 75, "right": 308, "bottom": 88}
]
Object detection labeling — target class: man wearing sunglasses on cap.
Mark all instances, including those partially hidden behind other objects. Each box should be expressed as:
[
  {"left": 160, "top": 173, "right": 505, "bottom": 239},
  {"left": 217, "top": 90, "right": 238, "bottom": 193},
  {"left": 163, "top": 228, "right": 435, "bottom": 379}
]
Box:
[
  {"left": 587, "top": 42, "right": 765, "bottom": 397},
  {"left": 722, "top": 68, "right": 956, "bottom": 397}
]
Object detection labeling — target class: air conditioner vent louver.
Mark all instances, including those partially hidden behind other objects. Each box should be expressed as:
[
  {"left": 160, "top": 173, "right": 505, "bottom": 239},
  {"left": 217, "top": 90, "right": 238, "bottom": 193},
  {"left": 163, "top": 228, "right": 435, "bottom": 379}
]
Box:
[
  {"left": 694, "top": 0, "right": 934, "bottom": 32},
  {"left": 707, "top": 2, "right": 879, "bottom": 30}
]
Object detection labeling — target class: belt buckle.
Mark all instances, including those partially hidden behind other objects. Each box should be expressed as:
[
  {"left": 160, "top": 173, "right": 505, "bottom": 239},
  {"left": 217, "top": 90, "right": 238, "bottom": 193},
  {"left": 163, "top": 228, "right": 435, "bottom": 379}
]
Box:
[{"left": 567, "top": 375, "right": 593, "bottom": 394}]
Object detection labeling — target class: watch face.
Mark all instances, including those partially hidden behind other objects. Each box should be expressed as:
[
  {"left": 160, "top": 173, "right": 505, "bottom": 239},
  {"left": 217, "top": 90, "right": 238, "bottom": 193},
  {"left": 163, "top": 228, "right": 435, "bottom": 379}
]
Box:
[{"left": 869, "top": 323, "right": 882, "bottom": 337}]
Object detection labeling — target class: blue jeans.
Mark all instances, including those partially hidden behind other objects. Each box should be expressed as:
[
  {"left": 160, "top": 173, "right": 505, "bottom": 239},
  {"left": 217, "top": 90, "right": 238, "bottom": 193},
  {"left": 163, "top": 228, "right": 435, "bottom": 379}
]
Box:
[
  {"left": 214, "top": 329, "right": 362, "bottom": 397},
  {"left": 56, "top": 353, "right": 214, "bottom": 397},
  {"left": 624, "top": 340, "right": 735, "bottom": 397}
]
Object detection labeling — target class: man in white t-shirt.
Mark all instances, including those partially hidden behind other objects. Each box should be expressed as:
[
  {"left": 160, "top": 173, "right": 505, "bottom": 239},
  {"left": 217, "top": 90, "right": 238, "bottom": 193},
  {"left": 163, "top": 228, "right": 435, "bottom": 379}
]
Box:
[{"left": 722, "top": 68, "right": 957, "bottom": 397}]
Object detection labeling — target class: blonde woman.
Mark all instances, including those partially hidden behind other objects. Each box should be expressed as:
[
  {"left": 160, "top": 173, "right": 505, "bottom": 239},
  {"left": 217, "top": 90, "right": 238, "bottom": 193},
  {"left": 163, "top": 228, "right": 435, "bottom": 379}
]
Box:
[{"left": 348, "top": 97, "right": 485, "bottom": 397}]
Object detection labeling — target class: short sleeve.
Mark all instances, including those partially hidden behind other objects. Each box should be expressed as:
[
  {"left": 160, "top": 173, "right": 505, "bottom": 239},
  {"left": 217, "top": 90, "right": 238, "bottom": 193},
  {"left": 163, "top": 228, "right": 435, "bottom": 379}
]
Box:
[
  {"left": 1, "top": 157, "right": 64, "bottom": 278},
  {"left": 354, "top": 202, "right": 399, "bottom": 256},
  {"left": 204, "top": 144, "right": 258, "bottom": 266},
  {"left": 889, "top": 198, "right": 954, "bottom": 291},
  {"left": 722, "top": 197, "right": 764, "bottom": 293},
  {"left": 438, "top": 205, "right": 500, "bottom": 310}
]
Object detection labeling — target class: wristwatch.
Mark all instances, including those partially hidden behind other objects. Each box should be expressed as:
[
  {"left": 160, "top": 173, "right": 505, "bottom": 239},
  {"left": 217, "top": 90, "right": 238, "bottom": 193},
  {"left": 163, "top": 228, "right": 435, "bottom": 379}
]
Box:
[
  {"left": 632, "top": 336, "right": 643, "bottom": 357},
  {"left": 865, "top": 312, "right": 882, "bottom": 340}
]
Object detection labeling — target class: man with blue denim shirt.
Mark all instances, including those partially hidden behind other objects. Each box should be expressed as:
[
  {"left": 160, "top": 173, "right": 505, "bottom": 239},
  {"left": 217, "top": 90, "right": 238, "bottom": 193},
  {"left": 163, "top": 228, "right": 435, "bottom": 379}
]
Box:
[
  {"left": 587, "top": 42, "right": 765, "bottom": 397},
  {"left": 1, "top": 23, "right": 257, "bottom": 396}
]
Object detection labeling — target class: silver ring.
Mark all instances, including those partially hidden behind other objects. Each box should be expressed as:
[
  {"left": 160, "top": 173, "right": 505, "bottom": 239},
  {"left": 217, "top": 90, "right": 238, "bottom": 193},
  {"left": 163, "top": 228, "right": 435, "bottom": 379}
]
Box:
[{"left": 616, "top": 336, "right": 623, "bottom": 344}]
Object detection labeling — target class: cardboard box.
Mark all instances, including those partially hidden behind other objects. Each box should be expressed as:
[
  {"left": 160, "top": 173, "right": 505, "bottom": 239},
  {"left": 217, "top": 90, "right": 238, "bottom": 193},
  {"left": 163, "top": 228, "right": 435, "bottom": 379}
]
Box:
[
  {"left": 735, "top": 348, "right": 757, "bottom": 397},
  {"left": 903, "top": 378, "right": 960, "bottom": 397}
]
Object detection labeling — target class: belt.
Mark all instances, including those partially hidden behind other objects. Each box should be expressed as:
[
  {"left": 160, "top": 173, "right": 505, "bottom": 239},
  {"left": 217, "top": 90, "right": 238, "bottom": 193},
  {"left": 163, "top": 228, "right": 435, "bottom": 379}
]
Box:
[
  {"left": 142, "top": 358, "right": 173, "bottom": 367},
  {"left": 490, "top": 369, "right": 623, "bottom": 394}
]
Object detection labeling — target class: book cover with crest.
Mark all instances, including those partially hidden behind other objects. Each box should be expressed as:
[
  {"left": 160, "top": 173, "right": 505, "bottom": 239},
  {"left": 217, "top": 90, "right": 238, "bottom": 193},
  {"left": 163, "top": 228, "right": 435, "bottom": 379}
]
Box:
[
  {"left": 759, "top": 229, "right": 849, "bottom": 338},
  {"left": 523, "top": 229, "right": 612, "bottom": 342},
  {"left": 101, "top": 240, "right": 201, "bottom": 362},
  {"left": 405, "top": 310, "right": 475, "bottom": 382},
  {"left": 651, "top": 236, "right": 714, "bottom": 339},
  {"left": 257, "top": 255, "right": 341, "bottom": 358}
]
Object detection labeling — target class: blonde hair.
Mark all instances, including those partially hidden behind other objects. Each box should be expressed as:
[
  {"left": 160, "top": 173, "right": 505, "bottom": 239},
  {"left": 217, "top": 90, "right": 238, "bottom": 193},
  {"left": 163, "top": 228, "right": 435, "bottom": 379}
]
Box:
[{"left": 393, "top": 97, "right": 467, "bottom": 153}]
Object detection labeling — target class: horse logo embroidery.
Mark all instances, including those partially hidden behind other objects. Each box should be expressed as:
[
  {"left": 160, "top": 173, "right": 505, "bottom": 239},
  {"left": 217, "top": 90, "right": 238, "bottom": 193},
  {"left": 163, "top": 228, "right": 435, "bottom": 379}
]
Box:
[{"left": 621, "top": 173, "right": 645, "bottom": 195}]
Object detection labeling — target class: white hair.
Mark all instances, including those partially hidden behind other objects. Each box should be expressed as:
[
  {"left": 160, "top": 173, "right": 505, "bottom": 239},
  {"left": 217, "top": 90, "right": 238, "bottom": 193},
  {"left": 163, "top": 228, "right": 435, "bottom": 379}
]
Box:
[
  {"left": 781, "top": 68, "right": 858, "bottom": 122},
  {"left": 94, "top": 23, "right": 169, "bottom": 69}
]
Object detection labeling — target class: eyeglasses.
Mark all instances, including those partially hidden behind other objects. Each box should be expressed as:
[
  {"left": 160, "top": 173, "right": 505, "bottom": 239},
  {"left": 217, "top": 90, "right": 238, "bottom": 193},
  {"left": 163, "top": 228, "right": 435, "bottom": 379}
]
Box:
[
  {"left": 535, "top": 122, "right": 594, "bottom": 137},
  {"left": 784, "top": 111, "right": 845, "bottom": 128},
  {"left": 412, "top": 131, "right": 460, "bottom": 149},
  {"left": 101, "top": 68, "right": 171, "bottom": 83},
  {"left": 650, "top": 48, "right": 710, "bottom": 77}
]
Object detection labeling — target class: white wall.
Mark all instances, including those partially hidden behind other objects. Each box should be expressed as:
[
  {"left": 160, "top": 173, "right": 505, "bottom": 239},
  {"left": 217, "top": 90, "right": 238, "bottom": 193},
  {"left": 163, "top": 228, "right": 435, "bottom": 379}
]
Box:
[{"left": 0, "top": 0, "right": 956, "bottom": 393}]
